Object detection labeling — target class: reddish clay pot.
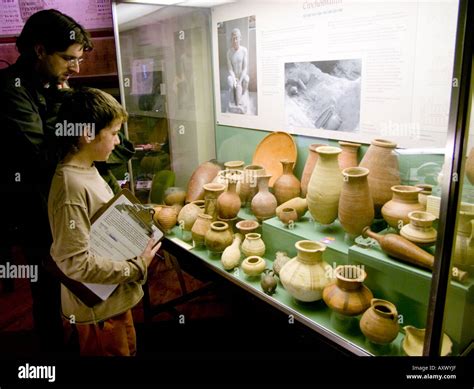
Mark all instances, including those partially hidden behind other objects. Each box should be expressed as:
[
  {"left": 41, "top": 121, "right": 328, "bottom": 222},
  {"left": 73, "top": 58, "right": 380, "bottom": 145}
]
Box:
[
  {"left": 273, "top": 159, "right": 301, "bottom": 205},
  {"left": 185, "top": 160, "right": 221, "bottom": 203},
  {"left": 338, "top": 141, "right": 361, "bottom": 170}
]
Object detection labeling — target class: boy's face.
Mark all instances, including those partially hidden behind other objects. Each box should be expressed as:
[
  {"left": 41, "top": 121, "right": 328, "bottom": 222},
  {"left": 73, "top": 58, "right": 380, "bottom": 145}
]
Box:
[
  {"left": 90, "top": 120, "right": 122, "bottom": 161},
  {"left": 37, "top": 43, "right": 84, "bottom": 85}
]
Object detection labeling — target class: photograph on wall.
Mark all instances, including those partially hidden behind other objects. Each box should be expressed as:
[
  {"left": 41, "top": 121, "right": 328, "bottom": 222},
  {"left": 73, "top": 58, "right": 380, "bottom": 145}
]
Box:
[
  {"left": 285, "top": 59, "right": 361, "bottom": 132},
  {"left": 217, "top": 15, "right": 258, "bottom": 115}
]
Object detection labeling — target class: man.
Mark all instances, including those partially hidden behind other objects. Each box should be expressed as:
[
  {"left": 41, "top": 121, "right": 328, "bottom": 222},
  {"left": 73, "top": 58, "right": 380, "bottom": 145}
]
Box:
[
  {"left": 0, "top": 9, "right": 93, "bottom": 353},
  {"left": 226, "top": 28, "right": 249, "bottom": 112}
]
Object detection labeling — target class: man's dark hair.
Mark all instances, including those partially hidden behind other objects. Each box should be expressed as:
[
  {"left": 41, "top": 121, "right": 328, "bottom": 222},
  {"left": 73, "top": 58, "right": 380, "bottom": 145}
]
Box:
[{"left": 16, "top": 9, "right": 93, "bottom": 59}]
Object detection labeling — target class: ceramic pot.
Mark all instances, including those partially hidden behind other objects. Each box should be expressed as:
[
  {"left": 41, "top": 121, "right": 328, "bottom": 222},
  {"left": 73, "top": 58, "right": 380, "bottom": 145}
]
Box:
[
  {"left": 272, "top": 251, "right": 291, "bottom": 276},
  {"left": 359, "top": 139, "right": 401, "bottom": 217},
  {"left": 301, "top": 143, "right": 326, "bottom": 197},
  {"left": 217, "top": 180, "right": 241, "bottom": 219},
  {"left": 241, "top": 233, "right": 266, "bottom": 258},
  {"left": 415, "top": 184, "right": 433, "bottom": 210},
  {"left": 241, "top": 256, "right": 266, "bottom": 277},
  {"left": 213, "top": 169, "right": 244, "bottom": 203},
  {"left": 154, "top": 205, "right": 178, "bottom": 233},
  {"left": 362, "top": 227, "right": 434, "bottom": 269},
  {"left": 402, "top": 326, "right": 453, "bottom": 356},
  {"left": 338, "top": 141, "right": 361, "bottom": 170},
  {"left": 400, "top": 211, "right": 437, "bottom": 247},
  {"left": 251, "top": 175, "right": 278, "bottom": 222},
  {"left": 186, "top": 160, "right": 221, "bottom": 203},
  {"left": 224, "top": 160, "right": 245, "bottom": 170},
  {"left": 279, "top": 240, "right": 332, "bottom": 302},
  {"left": 205, "top": 221, "right": 233, "bottom": 255},
  {"left": 221, "top": 233, "right": 243, "bottom": 270},
  {"left": 338, "top": 167, "right": 374, "bottom": 238},
  {"left": 163, "top": 186, "right": 186, "bottom": 206},
  {"left": 276, "top": 197, "right": 308, "bottom": 220},
  {"left": 217, "top": 216, "right": 239, "bottom": 234},
  {"left": 322, "top": 265, "right": 373, "bottom": 317},
  {"left": 273, "top": 159, "right": 301, "bottom": 205},
  {"left": 453, "top": 208, "right": 474, "bottom": 270},
  {"left": 240, "top": 165, "right": 265, "bottom": 206},
  {"left": 307, "top": 146, "right": 343, "bottom": 225},
  {"left": 191, "top": 213, "right": 213, "bottom": 248},
  {"left": 278, "top": 207, "right": 298, "bottom": 227},
  {"left": 235, "top": 219, "right": 260, "bottom": 236},
  {"left": 466, "top": 147, "right": 474, "bottom": 185},
  {"left": 177, "top": 202, "right": 202, "bottom": 231},
  {"left": 360, "top": 299, "right": 399, "bottom": 345},
  {"left": 381, "top": 185, "right": 424, "bottom": 230},
  {"left": 203, "top": 183, "right": 226, "bottom": 221}
]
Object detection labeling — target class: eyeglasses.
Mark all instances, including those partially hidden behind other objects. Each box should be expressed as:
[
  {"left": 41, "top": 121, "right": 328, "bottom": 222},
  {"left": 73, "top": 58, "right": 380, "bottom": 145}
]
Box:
[{"left": 57, "top": 54, "right": 84, "bottom": 68}]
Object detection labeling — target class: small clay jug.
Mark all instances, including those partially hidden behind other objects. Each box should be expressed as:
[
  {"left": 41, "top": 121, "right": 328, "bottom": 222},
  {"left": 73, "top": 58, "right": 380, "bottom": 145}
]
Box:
[
  {"left": 251, "top": 175, "right": 277, "bottom": 221},
  {"left": 235, "top": 219, "right": 260, "bottom": 236},
  {"left": 241, "top": 233, "right": 266, "bottom": 258},
  {"left": 204, "top": 221, "right": 233, "bottom": 255},
  {"left": 273, "top": 159, "right": 301, "bottom": 205},
  {"left": 360, "top": 299, "right": 399, "bottom": 345},
  {"left": 217, "top": 180, "right": 241, "bottom": 219},
  {"left": 154, "top": 206, "right": 178, "bottom": 233},
  {"left": 338, "top": 141, "right": 360, "bottom": 170},
  {"left": 400, "top": 211, "right": 437, "bottom": 247},
  {"left": 322, "top": 265, "right": 373, "bottom": 317},
  {"left": 359, "top": 139, "right": 401, "bottom": 217},
  {"left": 381, "top": 185, "right": 424, "bottom": 230},
  {"left": 278, "top": 207, "right": 298, "bottom": 227},
  {"left": 301, "top": 143, "right": 326, "bottom": 197}
]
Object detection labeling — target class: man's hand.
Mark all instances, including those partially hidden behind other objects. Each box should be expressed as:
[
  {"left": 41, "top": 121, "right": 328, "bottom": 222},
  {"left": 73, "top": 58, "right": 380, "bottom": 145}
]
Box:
[{"left": 140, "top": 238, "right": 161, "bottom": 267}]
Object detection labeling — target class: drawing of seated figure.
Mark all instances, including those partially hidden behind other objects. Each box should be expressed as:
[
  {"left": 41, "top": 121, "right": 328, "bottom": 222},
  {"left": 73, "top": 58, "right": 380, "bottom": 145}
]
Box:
[{"left": 227, "top": 28, "right": 249, "bottom": 114}]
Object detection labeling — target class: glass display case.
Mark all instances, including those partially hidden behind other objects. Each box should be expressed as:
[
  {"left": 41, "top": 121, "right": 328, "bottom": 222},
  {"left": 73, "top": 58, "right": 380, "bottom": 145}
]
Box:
[{"left": 112, "top": 0, "right": 473, "bottom": 357}]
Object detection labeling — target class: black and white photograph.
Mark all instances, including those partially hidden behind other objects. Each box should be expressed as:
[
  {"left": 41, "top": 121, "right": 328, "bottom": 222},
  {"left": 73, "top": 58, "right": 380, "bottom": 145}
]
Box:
[
  {"left": 217, "top": 15, "right": 257, "bottom": 115},
  {"left": 285, "top": 59, "right": 361, "bottom": 132}
]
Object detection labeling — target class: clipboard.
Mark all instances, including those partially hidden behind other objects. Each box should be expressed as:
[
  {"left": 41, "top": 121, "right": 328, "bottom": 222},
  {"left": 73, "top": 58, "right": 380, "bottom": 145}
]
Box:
[{"left": 46, "top": 189, "right": 163, "bottom": 307}]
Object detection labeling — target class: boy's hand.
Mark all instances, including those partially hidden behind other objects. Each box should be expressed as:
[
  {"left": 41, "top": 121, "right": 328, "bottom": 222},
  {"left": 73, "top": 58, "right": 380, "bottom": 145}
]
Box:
[{"left": 140, "top": 238, "right": 161, "bottom": 267}]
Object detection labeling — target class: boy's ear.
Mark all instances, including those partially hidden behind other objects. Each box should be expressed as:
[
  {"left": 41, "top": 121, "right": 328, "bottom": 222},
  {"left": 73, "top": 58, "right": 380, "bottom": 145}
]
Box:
[{"left": 34, "top": 44, "right": 47, "bottom": 60}]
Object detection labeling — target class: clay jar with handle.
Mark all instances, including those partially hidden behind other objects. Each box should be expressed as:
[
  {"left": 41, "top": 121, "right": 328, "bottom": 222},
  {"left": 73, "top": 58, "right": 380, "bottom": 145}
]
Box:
[
  {"left": 241, "top": 233, "right": 266, "bottom": 258},
  {"left": 273, "top": 159, "right": 301, "bottom": 205},
  {"left": 466, "top": 147, "right": 474, "bottom": 185},
  {"left": 307, "top": 146, "right": 343, "bottom": 225},
  {"left": 191, "top": 213, "right": 213, "bottom": 248},
  {"left": 338, "top": 141, "right": 361, "bottom": 170},
  {"left": 251, "top": 175, "right": 278, "bottom": 222},
  {"left": 322, "top": 265, "right": 373, "bottom": 317},
  {"left": 301, "top": 143, "right": 326, "bottom": 197},
  {"left": 240, "top": 165, "right": 265, "bottom": 206},
  {"left": 186, "top": 160, "right": 221, "bottom": 203},
  {"left": 400, "top": 211, "right": 437, "bottom": 247},
  {"left": 204, "top": 221, "right": 233, "bottom": 255},
  {"left": 279, "top": 240, "right": 332, "bottom": 302},
  {"left": 362, "top": 227, "right": 434, "bottom": 269},
  {"left": 359, "top": 299, "right": 400, "bottom": 345},
  {"left": 381, "top": 185, "right": 424, "bottom": 230},
  {"left": 453, "top": 209, "right": 474, "bottom": 270},
  {"left": 217, "top": 180, "right": 241, "bottom": 219},
  {"left": 338, "top": 167, "right": 374, "bottom": 239},
  {"left": 359, "top": 139, "right": 401, "bottom": 217}
]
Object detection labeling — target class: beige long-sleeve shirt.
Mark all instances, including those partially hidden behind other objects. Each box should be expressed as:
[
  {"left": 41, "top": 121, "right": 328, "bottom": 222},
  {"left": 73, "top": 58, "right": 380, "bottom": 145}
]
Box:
[{"left": 48, "top": 163, "right": 147, "bottom": 324}]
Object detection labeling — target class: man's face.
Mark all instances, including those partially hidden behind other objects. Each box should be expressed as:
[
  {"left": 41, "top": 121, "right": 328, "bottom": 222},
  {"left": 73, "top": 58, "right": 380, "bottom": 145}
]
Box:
[
  {"left": 38, "top": 43, "right": 84, "bottom": 85},
  {"left": 231, "top": 32, "right": 240, "bottom": 50}
]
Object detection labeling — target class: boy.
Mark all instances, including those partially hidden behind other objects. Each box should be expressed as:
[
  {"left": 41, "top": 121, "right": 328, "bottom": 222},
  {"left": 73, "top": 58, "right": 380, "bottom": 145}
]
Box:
[{"left": 48, "top": 88, "right": 160, "bottom": 356}]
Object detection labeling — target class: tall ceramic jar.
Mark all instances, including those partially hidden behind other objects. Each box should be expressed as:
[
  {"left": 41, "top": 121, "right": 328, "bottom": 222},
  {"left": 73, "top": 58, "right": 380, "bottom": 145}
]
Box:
[
  {"left": 217, "top": 180, "right": 241, "bottom": 219},
  {"left": 279, "top": 240, "right": 332, "bottom": 302},
  {"left": 307, "top": 146, "right": 343, "bottom": 225},
  {"left": 204, "top": 221, "right": 233, "bottom": 255},
  {"left": 322, "top": 265, "right": 373, "bottom": 316},
  {"left": 466, "top": 147, "right": 474, "bottom": 185},
  {"left": 273, "top": 159, "right": 301, "bottom": 205},
  {"left": 203, "top": 183, "right": 226, "bottom": 221},
  {"left": 338, "top": 141, "right": 361, "bottom": 170},
  {"left": 191, "top": 213, "right": 213, "bottom": 248},
  {"left": 338, "top": 167, "right": 374, "bottom": 239},
  {"left": 381, "top": 185, "right": 424, "bottom": 230},
  {"left": 453, "top": 209, "right": 474, "bottom": 269},
  {"left": 241, "top": 233, "right": 266, "bottom": 257},
  {"left": 251, "top": 175, "right": 278, "bottom": 222},
  {"left": 359, "top": 299, "right": 400, "bottom": 345},
  {"left": 359, "top": 139, "right": 401, "bottom": 217},
  {"left": 301, "top": 143, "right": 326, "bottom": 197},
  {"left": 240, "top": 165, "right": 266, "bottom": 206}
]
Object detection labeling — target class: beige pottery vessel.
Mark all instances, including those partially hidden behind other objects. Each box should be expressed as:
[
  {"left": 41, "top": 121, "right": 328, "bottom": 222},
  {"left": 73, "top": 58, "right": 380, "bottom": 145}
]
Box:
[
  {"left": 359, "top": 299, "right": 399, "bottom": 345},
  {"left": 381, "top": 185, "right": 424, "bottom": 230},
  {"left": 400, "top": 211, "right": 437, "bottom": 246},
  {"left": 402, "top": 326, "right": 453, "bottom": 356},
  {"left": 221, "top": 233, "right": 243, "bottom": 270},
  {"left": 241, "top": 233, "right": 266, "bottom": 258},
  {"left": 301, "top": 143, "right": 326, "bottom": 197}
]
